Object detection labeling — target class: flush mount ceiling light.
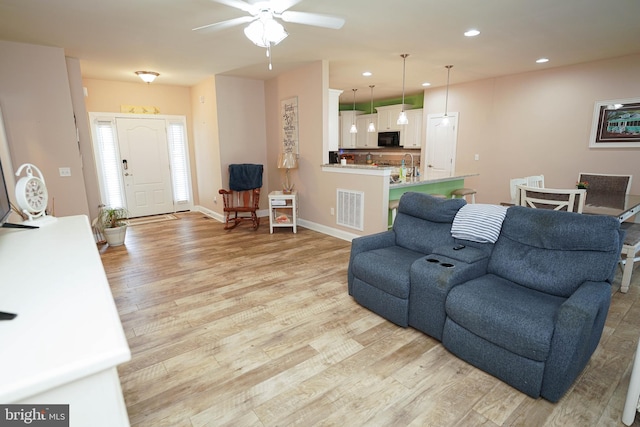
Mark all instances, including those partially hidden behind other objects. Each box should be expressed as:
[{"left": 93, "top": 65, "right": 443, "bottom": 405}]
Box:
[
  {"left": 464, "top": 29, "right": 480, "bottom": 37},
  {"left": 422, "top": 82, "right": 431, "bottom": 87},
  {"left": 350, "top": 88, "right": 358, "bottom": 134},
  {"left": 442, "top": 65, "right": 453, "bottom": 126},
  {"left": 135, "top": 71, "right": 159, "bottom": 84},
  {"left": 362, "top": 71, "right": 373, "bottom": 77},
  {"left": 368, "top": 85, "right": 376, "bottom": 133},
  {"left": 397, "top": 53, "right": 409, "bottom": 126},
  {"left": 536, "top": 57, "right": 550, "bottom": 63}
]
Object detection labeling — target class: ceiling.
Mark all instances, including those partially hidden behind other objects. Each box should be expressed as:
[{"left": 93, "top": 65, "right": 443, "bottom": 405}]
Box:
[{"left": 1, "top": 0, "right": 639, "bottom": 103}]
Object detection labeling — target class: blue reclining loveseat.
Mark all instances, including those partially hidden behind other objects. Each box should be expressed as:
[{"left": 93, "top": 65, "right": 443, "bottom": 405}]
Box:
[{"left": 348, "top": 192, "right": 623, "bottom": 402}]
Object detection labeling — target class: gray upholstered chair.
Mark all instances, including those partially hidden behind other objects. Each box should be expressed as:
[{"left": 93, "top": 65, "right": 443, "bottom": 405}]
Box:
[
  {"left": 442, "top": 206, "right": 623, "bottom": 402},
  {"left": 348, "top": 193, "right": 465, "bottom": 327}
]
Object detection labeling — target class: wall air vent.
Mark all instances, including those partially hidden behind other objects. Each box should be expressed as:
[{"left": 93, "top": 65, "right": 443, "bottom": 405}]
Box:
[{"left": 336, "top": 189, "right": 364, "bottom": 231}]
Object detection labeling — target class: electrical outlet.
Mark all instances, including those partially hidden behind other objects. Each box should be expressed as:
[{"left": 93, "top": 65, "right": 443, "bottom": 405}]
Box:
[
  {"left": 59, "top": 167, "right": 71, "bottom": 177},
  {"left": 213, "top": 196, "right": 217, "bottom": 203},
  {"left": 330, "top": 207, "right": 335, "bottom": 216},
  {"left": 474, "top": 154, "right": 480, "bottom": 161}
]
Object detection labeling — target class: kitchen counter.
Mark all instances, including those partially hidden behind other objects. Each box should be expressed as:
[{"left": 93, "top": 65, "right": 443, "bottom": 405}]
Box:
[
  {"left": 321, "top": 163, "right": 477, "bottom": 187},
  {"left": 389, "top": 171, "right": 479, "bottom": 188}
]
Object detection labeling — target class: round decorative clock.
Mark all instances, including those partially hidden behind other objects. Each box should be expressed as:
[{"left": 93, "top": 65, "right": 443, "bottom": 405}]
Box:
[{"left": 15, "top": 163, "right": 55, "bottom": 224}]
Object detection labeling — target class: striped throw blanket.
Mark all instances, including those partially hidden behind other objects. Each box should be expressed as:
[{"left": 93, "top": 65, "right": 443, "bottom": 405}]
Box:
[{"left": 451, "top": 204, "right": 508, "bottom": 243}]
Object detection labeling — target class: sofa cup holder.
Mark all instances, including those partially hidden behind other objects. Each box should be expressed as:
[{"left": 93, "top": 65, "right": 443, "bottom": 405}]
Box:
[{"left": 425, "top": 258, "right": 455, "bottom": 268}]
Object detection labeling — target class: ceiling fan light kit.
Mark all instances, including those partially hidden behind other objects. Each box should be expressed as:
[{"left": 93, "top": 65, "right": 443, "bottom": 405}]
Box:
[{"left": 194, "top": 0, "right": 345, "bottom": 70}]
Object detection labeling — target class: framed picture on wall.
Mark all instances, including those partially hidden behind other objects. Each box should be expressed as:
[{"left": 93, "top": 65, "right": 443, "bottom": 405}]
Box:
[
  {"left": 589, "top": 97, "right": 640, "bottom": 148},
  {"left": 281, "top": 96, "right": 299, "bottom": 154}
]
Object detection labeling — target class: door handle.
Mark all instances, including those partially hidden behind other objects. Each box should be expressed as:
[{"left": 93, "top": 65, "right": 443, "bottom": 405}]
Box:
[{"left": 122, "top": 159, "right": 128, "bottom": 170}]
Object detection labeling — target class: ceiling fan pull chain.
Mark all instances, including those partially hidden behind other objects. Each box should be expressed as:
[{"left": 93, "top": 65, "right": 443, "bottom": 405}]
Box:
[{"left": 267, "top": 44, "right": 273, "bottom": 70}]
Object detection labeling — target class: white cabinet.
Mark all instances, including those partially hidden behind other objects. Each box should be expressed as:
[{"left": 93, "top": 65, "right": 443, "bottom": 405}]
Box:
[
  {"left": 340, "top": 110, "right": 363, "bottom": 148},
  {"left": 327, "top": 89, "right": 342, "bottom": 152},
  {"left": 401, "top": 109, "right": 423, "bottom": 148},
  {"left": 0, "top": 216, "right": 131, "bottom": 425},
  {"left": 356, "top": 114, "right": 378, "bottom": 148},
  {"left": 376, "top": 104, "right": 413, "bottom": 132}
]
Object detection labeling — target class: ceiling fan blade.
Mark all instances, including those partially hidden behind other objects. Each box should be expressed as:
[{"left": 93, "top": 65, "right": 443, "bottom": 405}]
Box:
[
  {"left": 279, "top": 11, "right": 345, "bottom": 29},
  {"left": 192, "top": 16, "right": 255, "bottom": 32},
  {"left": 271, "top": 0, "right": 303, "bottom": 14},
  {"left": 210, "top": 0, "right": 255, "bottom": 13}
]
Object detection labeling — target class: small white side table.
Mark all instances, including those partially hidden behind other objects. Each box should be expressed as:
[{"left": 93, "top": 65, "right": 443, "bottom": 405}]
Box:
[{"left": 268, "top": 190, "right": 298, "bottom": 233}]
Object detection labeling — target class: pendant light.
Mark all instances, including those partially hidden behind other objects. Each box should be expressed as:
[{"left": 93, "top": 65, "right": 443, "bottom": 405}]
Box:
[
  {"left": 397, "top": 54, "right": 409, "bottom": 125},
  {"left": 349, "top": 89, "right": 358, "bottom": 134},
  {"left": 442, "top": 65, "right": 453, "bottom": 126},
  {"left": 367, "top": 85, "right": 376, "bottom": 132}
]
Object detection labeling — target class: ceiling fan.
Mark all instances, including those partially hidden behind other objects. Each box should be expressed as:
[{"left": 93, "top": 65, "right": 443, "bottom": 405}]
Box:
[{"left": 193, "top": 0, "right": 345, "bottom": 48}]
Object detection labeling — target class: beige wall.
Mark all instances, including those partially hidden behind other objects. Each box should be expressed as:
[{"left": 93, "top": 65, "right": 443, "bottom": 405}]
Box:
[
  {"left": 83, "top": 77, "right": 197, "bottom": 208},
  {"left": 265, "top": 61, "right": 388, "bottom": 236},
  {"left": 191, "top": 77, "right": 219, "bottom": 212},
  {"left": 0, "top": 41, "right": 90, "bottom": 218},
  {"left": 215, "top": 75, "right": 269, "bottom": 209},
  {"left": 423, "top": 53, "right": 640, "bottom": 204}
]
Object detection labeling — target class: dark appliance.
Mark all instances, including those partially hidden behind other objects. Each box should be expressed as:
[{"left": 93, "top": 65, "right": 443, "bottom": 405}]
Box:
[
  {"left": 328, "top": 151, "right": 340, "bottom": 164},
  {"left": 378, "top": 131, "right": 400, "bottom": 147}
]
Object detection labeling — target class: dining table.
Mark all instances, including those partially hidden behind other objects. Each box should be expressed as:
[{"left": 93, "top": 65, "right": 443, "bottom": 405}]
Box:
[{"left": 582, "top": 192, "right": 640, "bottom": 222}]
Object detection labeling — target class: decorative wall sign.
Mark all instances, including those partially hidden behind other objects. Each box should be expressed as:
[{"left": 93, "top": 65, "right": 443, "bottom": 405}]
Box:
[
  {"left": 589, "top": 97, "right": 640, "bottom": 148},
  {"left": 281, "top": 97, "right": 299, "bottom": 154}
]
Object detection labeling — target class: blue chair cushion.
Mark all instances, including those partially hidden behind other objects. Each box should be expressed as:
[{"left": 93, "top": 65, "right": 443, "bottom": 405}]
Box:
[{"left": 446, "top": 274, "right": 565, "bottom": 361}]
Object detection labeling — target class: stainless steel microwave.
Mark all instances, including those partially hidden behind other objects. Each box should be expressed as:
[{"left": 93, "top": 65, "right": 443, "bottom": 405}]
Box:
[{"left": 378, "top": 131, "right": 400, "bottom": 147}]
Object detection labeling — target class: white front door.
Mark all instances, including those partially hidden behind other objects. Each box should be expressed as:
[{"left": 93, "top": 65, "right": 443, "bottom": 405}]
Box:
[
  {"left": 116, "top": 118, "right": 174, "bottom": 218},
  {"left": 426, "top": 113, "right": 458, "bottom": 175}
]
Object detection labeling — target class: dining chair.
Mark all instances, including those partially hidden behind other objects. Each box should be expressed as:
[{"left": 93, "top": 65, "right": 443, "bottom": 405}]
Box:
[
  {"left": 516, "top": 185, "right": 586, "bottom": 213},
  {"left": 509, "top": 178, "right": 527, "bottom": 204},
  {"left": 525, "top": 174, "right": 545, "bottom": 188},
  {"left": 577, "top": 172, "right": 632, "bottom": 194}
]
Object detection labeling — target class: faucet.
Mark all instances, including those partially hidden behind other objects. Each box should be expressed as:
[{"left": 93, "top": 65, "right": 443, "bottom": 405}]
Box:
[{"left": 403, "top": 153, "right": 414, "bottom": 178}]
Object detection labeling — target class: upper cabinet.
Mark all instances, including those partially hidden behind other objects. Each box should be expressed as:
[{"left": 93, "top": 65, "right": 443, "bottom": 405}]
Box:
[
  {"left": 356, "top": 114, "right": 378, "bottom": 148},
  {"left": 401, "top": 109, "right": 423, "bottom": 148},
  {"left": 376, "top": 104, "right": 413, "bottom": 132},
  {"left": 340, "top": 110, "right": 364, "bottom": 148}
]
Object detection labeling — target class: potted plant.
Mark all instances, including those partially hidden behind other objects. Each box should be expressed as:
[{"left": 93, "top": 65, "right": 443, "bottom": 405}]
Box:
[
  {"left": 99, "top": 206, "right": 129, "bottom": 246},
  {"left": 576, "top": 181, "right": 589, "bottom": 190}
]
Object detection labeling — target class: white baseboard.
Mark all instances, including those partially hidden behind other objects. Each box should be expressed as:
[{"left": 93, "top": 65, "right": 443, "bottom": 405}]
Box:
[{"left": 193, "top": 206, "right": 358, "bottom": 242}]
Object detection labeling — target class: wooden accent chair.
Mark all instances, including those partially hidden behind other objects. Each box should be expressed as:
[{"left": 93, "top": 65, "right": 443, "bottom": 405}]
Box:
[
  {"left": 516, "top": 185, "right": 586, "bottom": 213},
  {"left": 219, "top": 164, "right": 263, "bottom": 230}
]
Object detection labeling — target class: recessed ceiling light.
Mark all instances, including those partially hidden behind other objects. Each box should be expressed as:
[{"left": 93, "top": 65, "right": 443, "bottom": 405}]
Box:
[
  {"left": 464, "top": 29, "right": 480, "bottom": 37},
  {"left": 421, "top": 82, "right": 431, "bottom": 87},
  {"left": 536, "top": 58, "right": 549, "bottom": 63},
  {"left": 362, "top": 71, "right": 372, "bottom": 77}
]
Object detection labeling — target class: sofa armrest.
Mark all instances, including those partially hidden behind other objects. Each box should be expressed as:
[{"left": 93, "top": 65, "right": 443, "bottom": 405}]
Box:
[
  {"left": 348, "top": 231, "right": 397, "bottom": 294},
  {"left": 541, "top": 280, "right": 611, "bottom": 402},
  {"left": 408, "top": 253, "right": 490, "bottom": 340}
]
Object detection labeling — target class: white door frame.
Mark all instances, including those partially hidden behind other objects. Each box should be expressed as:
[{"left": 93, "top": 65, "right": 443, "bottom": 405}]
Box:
[{"left": 88, "top": 112, "right": 193, "bottom": 215}]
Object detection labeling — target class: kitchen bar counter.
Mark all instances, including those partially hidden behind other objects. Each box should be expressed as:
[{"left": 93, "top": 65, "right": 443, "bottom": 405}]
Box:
[
  {"left": 321, "top": 163, "right": 477, "bottom": 188},
  {"left": 321, "top": 163, "right": 479, "bottom": 232}
]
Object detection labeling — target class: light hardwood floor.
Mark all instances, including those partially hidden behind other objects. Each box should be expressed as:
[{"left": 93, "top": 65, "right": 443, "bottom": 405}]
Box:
[{"left": 100, "top": 212, "right": 640, "bottom": 427}]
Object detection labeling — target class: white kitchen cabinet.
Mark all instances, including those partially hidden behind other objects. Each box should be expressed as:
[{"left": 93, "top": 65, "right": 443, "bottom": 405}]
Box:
[
  {"left": 376, "top": 104, "right": 413, "bottom": 132},
  {"left": 401, "top": 109, "right": 423, "bottom": 148},
  {"left": 340, "top": 110, "right": 363, "bottom": 148},
  {"left": 356, "top": 114, "right": 378, "bottom": 148}
]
